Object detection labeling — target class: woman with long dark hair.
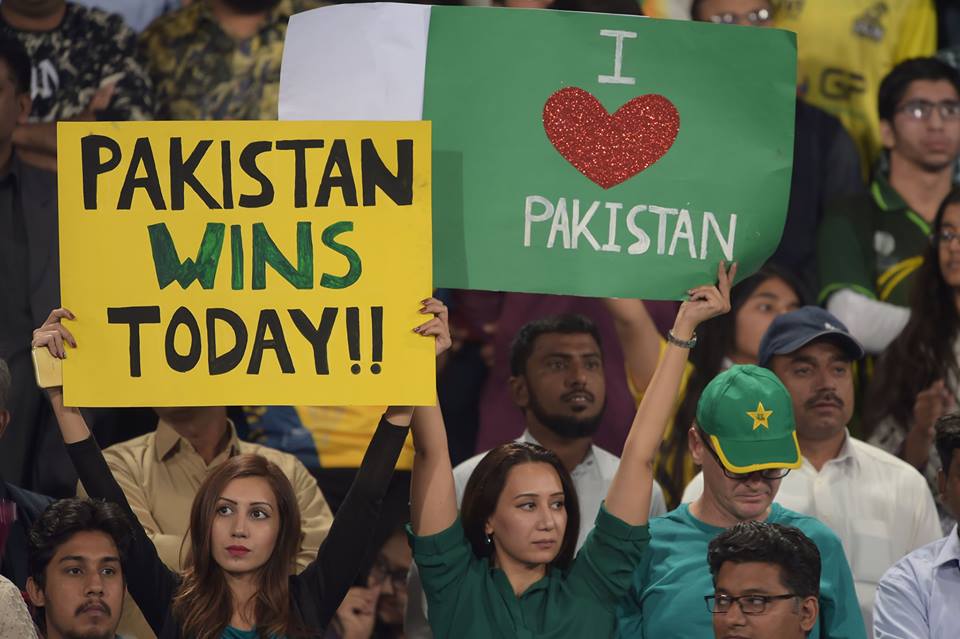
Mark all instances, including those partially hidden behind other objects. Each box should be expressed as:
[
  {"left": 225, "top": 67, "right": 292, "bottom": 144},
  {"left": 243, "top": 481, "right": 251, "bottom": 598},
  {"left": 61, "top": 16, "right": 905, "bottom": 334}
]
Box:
[
  {"left": 610, "top": 263, "right": 805, "bottom": 506},
  {"left": 408, "top": 264, "right": 735, "bottom": 638},
  {"left": 866, "top": 188, "right": 960, "bottom": 529},
  {"left": 31, "top": 300, "right": 451, "bottom": 639}
]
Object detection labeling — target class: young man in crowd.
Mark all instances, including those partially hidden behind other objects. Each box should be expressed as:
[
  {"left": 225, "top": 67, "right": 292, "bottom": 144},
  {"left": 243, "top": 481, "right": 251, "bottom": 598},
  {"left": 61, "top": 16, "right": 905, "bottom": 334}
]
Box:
[
  {"left": 405, "top": 314, "right": 668, "bottom": 638},
  {"left": 873, "top": 415, "right": 960, "bottom": 638},
  {"left": 0, "top": 358, "right": 53, "bottom": 590},
  {"left": 0, "top": 0, "right": 153, "bottom": 170},
  {"left": 139, "top": 0, "right": 321, "bottom": 120},
  {"left": 818, "top": 57, "right": 960, "bottom": 353},
  {"left": 617, "top": 364, "right": 864, "bottom": 639},
  {"left": 25, "top": 497, "right": 133, "bottom": 639},
  {"left": 684, "top": 307, "right": 942, "bottom": 628},
  {"left": 691, "top": 0, "right": 864, "bottom": 293},
  {"left": 707, "top": 521, "right": 821, "bottom": 639},
  {"left": 79, "top": 404, "right": 334, "bottom": 639}
]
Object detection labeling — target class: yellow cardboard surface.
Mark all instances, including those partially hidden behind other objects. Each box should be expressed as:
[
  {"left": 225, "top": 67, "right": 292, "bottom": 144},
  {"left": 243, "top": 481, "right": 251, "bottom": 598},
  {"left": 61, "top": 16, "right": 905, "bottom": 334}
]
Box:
[{"left": 58, "top": 121, "right": 433, "bottom": 406}]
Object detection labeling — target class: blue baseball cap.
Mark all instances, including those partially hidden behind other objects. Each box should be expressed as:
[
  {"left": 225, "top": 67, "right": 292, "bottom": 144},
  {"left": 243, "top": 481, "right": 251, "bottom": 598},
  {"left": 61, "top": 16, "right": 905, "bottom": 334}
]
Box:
[{"left": 758, "top": 306, "right": 865, "bottom": 367}]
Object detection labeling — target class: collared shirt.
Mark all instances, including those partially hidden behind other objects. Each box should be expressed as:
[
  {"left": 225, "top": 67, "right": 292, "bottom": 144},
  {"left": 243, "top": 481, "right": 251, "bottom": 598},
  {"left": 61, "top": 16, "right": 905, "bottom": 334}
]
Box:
[
  {"left": 874, "top": 526, "right": 960, "bottom": 639},
  {"left": 681, "top": 433, "right": 942, "bottom": 630},
  {"left": 139, "top": 0, "right": 322, "bottom": 120},
  {"left": 79, "top": 419, "right": 333, "bottom": 639},
  {"left": 616, "top": 503, "right": 865, "bottom": 639},
  {"left": 411, "top": 505, "right": 650, "bottom": 639},
  {"left": 405, "top": 431, "right": 667, "bottom": 639},
  {"left": 818, "top": 173, "right": 934, "bottom": 307}
]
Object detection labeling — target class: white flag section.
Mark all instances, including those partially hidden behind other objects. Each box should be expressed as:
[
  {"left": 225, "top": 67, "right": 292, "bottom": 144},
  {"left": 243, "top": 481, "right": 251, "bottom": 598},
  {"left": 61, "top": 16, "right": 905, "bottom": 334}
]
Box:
[{"left": 279, "top": 2, "right": 430, "bottom": 121}]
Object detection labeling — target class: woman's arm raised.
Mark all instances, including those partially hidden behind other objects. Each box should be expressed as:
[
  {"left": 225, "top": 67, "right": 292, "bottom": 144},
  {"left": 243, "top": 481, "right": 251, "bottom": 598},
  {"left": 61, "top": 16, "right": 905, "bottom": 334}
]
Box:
[
  {"left": 409, "top": 299, "right": 457, "bottom": 537},
  {"left": 604, "top": 262, "right": 736, "bottom": 525}
]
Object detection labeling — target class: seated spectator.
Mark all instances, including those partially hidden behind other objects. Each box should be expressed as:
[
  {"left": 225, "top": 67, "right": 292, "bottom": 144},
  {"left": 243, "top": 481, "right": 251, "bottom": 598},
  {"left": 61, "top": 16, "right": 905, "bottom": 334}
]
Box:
[
  {"left": 77, "top": 403, "right": 335, "bottom": 639},
  {"left": 25, "top": 497, "right": 134, "bottom": 639},
  {"left": 684, "top": 307, "right": 942, "bottom": 627},
  {"left": 139, "top": 0, "right": 321, "bottom": 120},
  {"left": 407, "top": 264, "right": 734, "bottom": 638},
  {"left": 691, "top": 0, "right": 865, "bottom": 294},
  {"left": 0, "top": 573, "right": 37, "bottom": 638},
  {"left": 0, "top": 0, "right": 154, "bottom": 171},
  {"left": 610, "top": 264, "right": 804, "bottom": 506},
  {"left": 404, "top": 314, "right": 668, "bottom": 638},
  {"left": 0, "top": 358, "right": 53, "bottom": 590},
  {"left": 707, "top": 521, "right": 821, "bottom": 639},
  {"left": 873, "top": 413, "right": 960, "bottom": 638},
  {"left": 33, "top": 301, "right": 445, "bottom": 637},
  {"left": 331, "top": 524, "right": 410, "bottom": 639},
  {"left": 866, "top": 186, "right": 960, "bottom": 532},
  {"left": 818, "top": 57, "right": 960, "bottom": 354},
  {"left": 617, "top": 360, "right": 864, "bottom": 639}
]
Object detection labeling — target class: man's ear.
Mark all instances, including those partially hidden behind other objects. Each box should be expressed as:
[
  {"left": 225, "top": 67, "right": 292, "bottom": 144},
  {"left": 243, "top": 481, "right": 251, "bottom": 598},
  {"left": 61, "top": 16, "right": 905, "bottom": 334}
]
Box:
[
  {"left": 799, "top": 596, "right": 819, "bottom": 632},
  {"left": 16, "top": 92, "right": 31, "bottom": 125},
  {"left": 0, "top": 409, "right": 9, "bottom": 439},
  {"left": 509, "top": 375, "right": 529, "bottom": 410},
  {"left": 26, "top": 576, "right": 45, "bottom": 607},
  {"left": 688, "top": 426, "right": 705, "bottom": 465},
  {"left": 938, "top": 468, "right": 947, "bottom": 498},
  {"left": 879, "top": 118, "right": 896, "bottom": 150}
]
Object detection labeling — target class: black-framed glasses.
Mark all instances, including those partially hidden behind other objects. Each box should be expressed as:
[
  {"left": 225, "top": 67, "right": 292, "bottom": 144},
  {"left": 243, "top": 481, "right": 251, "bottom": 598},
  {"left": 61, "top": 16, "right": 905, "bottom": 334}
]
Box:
[
  {"left": 897, "top": 99, "right": 960, "bottom": 121},
  {"left": 935, "top": 229, "right": 960, "bottom": 246},
  {"left": 369, "top": 558, "right": 408, "bottom": 590},
  {"left": 701, "top": 436, "right": 791, "bottom": 481},
  {"left": 708, "top": 8, "right": 771, "bottom": 25},
  {"left": 705, "top": 593, "right": 798, "bottom": 614}
]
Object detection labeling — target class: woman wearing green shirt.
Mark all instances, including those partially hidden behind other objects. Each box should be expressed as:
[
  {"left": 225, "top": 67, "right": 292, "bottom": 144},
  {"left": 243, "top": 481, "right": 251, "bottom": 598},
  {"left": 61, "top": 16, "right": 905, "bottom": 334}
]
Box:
[{"left": 408, "top": 263, "right": 737, "bottom": 638}]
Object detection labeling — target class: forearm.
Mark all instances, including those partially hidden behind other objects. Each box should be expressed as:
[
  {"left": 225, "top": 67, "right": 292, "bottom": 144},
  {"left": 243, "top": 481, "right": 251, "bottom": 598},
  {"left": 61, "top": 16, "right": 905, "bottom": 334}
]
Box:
[
  {"left": 48, "top": 388, "right": 94, "bottom": 444},
  {"left": 826, "top": 289, "right": 909, "bottom": 354},
  {"left": 410, "top": 404, "right": 457, "bottom": 536},
  {"left": 13, "top": 122, "right": 58, "bottom": 155},
  {"left": 604, "top": 298, "right": 662, "bottom": 391},
  {"left": 605, "top": 321, "right": 694, "bottom": 525}
]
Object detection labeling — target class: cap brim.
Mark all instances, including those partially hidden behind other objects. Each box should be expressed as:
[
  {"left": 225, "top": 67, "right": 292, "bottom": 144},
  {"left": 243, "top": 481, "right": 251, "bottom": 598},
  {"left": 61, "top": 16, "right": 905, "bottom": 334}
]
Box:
[
  {"left": 710, "top": 432, "right": 802, "bottom": 473},
  {"left": 759, "top": 331, "right": 865, "bottom": 367}
]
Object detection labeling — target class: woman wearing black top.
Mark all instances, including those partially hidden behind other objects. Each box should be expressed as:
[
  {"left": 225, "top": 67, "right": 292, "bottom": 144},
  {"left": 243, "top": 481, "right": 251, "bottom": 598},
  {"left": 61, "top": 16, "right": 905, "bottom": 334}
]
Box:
[{"left": 32, "top": 301, "right": 451, "bottom": 639}]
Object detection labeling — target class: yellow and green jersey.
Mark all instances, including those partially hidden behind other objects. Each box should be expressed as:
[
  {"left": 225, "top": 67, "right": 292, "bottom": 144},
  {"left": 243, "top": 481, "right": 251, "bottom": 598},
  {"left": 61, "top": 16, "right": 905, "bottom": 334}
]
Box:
[{"left": 775, "top": 0, "right": 936, "bottom": 174}]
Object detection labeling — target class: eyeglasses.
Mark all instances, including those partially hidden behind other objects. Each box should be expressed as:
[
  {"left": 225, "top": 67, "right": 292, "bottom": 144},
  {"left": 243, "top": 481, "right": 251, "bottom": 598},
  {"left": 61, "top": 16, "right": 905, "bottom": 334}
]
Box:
[
  {"left": 701, "top": 436, "right": 791, "bottom": 481},
  {"left": 705, "top": 593, "right": 799, "bottom": 614},
  {"left": 936, "top": 230, "right": 960, "bottom": 246},
  {"left": 708, "top": 8, "right": 771, "bottom": 25},
  {"left": 369, "top": 558, "right": 408, "bottom": 590},
  {"left": 896, "top": 100, "right": 960, "bottom": 121}
]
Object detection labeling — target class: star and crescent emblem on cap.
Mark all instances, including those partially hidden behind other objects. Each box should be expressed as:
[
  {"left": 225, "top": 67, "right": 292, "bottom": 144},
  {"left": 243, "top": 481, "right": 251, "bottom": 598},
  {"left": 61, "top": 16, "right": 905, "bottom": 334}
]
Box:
[{"left": 746, "top": 401, "right": 773, "bottom": 430}]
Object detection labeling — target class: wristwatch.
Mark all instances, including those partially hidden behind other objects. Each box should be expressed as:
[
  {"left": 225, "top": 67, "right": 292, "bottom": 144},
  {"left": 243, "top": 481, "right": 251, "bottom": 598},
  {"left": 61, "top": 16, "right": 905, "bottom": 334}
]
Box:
[{"left": 667, "top": 330, "right": 697, "bottom": 349}]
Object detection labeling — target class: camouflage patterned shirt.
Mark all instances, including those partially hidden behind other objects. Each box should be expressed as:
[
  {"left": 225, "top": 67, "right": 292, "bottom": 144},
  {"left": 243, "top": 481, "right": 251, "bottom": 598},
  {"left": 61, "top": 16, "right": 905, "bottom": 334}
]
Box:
[
  {"left": 139, "top": 0, "right": 322, "bottom": 120},
  {"left": 0, "top": 2, "right": 154, "bottom": 122}
]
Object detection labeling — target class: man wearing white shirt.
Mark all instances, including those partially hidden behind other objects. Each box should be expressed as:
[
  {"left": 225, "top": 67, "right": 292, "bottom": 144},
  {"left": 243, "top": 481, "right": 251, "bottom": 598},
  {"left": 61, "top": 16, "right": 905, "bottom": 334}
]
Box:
[
  {"left": 405, "top": 314, "right": 667, "bottom": 638},
  {"left": 682, "top": 307, "right": 942, "bottom": 630},
  {"left": 874, "top": 414, "right": 960, "bottom": 638}
]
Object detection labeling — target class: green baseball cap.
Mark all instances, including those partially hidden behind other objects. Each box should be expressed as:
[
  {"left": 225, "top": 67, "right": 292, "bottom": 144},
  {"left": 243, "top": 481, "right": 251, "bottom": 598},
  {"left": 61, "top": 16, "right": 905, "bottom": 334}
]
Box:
[{"left": 696, "top": 365, "right": 801, "bottom": 473}]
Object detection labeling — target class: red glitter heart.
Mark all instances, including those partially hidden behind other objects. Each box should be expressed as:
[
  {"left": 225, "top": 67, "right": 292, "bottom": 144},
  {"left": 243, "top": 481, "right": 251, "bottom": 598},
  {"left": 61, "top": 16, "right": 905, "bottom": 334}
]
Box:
[{"left": 543, "top": 87, "right": 680, "bottom": 189}]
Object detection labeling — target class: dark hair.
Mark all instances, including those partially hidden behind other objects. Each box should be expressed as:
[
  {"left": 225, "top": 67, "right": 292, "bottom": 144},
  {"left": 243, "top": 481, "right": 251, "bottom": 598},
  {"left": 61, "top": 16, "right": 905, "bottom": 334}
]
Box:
[
  {"left": 461, "top": 442, "right": 580, "bottom": 569},
  {"left": 865, "top": 188, "right": 960, "bottom": 436},
  {"left": 690, "top": 0, "right": 773, "bottom": 20},
  {"left": 509, "top": 314, "right": 602, "bottom": 377},
  {"left": 0, "top": 357, "right": 10, "bottom": 411},
  {"left": 27, "top": 498, "right": 135, "bottom": 590},
  {"left": 878, "top": 57, "right": 960, "bottom": 122},
  {"left": 708, "top": 521, "right": 821, "bottom": 598},
  {"left": 0, "top": 33, "right": 31, "bottom": 95},
  {"left": 659, "top": 264, "right": 807, "bottom": 505},
  {"left": 935, "top": 413, "right": 960, "bottom": 475},
  {"left": 172, "top": 454, "right": 309, "bottom": 639}
]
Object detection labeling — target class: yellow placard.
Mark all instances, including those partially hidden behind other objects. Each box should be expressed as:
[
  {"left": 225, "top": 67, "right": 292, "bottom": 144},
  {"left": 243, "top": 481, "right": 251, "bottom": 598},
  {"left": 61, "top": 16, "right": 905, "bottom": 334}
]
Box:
[{"left": 57, "top": 121, "right": 433, "bottom": 406}]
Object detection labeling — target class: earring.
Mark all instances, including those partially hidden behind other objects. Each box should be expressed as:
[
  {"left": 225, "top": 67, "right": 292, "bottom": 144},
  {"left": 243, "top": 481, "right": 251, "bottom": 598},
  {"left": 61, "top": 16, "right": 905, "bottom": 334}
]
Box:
[{"left": 485, "top": 533, "right": 493, "bottom": 545}]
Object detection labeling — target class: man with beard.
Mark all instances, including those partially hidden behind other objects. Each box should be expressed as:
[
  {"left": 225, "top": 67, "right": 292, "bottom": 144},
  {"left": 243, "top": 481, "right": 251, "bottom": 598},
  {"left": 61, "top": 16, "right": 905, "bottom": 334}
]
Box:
[
  {"left": 25, "top": 497, "right": 134, "bottom": 639},
  {"left": 404, "top": 314, "right": 667, "bottom": 638},
  {"left": 683, "top": 307, "right": 942, "bottom": 629},
  {"left": 139, "top": 0, "right": 322, "bottom": 120},
  {"left": 818, "top": 57, "right": 960, "bottom": 354}
]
